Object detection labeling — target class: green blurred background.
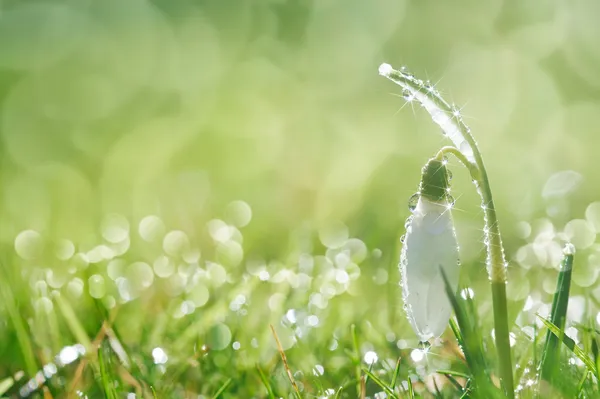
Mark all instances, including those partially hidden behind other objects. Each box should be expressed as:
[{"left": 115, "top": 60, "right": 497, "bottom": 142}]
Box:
[{"left": 2, "top": 0, "right": 600, "bottom": 396}]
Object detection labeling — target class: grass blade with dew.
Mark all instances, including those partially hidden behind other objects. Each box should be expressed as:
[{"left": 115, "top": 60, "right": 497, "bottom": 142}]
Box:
[
  {"left": 390, "top": 356, "right": 401, "bottom": 390},
  {"left": 380, "top": 63, "right": 514, "bottom": 396},
  {"left": 256, "top": 364, "right": 276, "bottom": 399},
  {"left": 211, "top": 378, "right": 232, "bottom": 399},
  {"left": 269, "top": 324, "right": 302, "bottom": 399},
  {"left": 576, "top": 371, "right": 588, "bottom": 398},
  {"left": 350, "top": 324, "right": 362, "bottom": 398},
  {"left": 406, "top": 376, "right": 415, "bottom": 398},
  {"left": 98, "top": 343, "right": 118, "bottom": 399},
  {"left": 537, "top": 315, "right": 598, "bottom": 377},
  {"left": 361, "top": 368, "right": 399, "bottom": 399},
  {"left": 540, "top": 245, "right": 575, "bottom": 383},
  {"left": 0, "top": 258, "right": 38, "bottom": 377},
  {"left": 440, "top": 267, "right": 501, "bottom": 398}
]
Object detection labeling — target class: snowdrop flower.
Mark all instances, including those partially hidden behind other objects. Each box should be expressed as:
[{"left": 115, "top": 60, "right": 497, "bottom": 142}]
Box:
[{"left": 400, "top": 158, "right": 460, "bottom": 342}]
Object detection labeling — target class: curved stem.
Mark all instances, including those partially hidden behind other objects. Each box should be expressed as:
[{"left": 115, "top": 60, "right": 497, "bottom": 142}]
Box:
[
  {"left": 434, "top": 146, "right": 480, "bottom": 180},
  {"left": 381, "top": 64, "right": 514, "bottom": 397}
]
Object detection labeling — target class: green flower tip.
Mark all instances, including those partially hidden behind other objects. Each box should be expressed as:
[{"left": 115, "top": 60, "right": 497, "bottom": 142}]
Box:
[{"left": 419, "top": 159, "right": 450, "bottom": 202}]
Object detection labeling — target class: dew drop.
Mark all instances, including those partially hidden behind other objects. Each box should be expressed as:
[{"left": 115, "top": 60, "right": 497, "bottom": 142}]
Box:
[
  {"left": 15, "top": 230, "right": 43, "bottom": 260},
  {"left": 447, "top": 169, "right": 453, "bottom": 182},
  {"left": 126, "top": 262, "right": 154, "bottom": 291},
  {"left": 101, "top": 214, "right": 129, "bottom": 244},
  {"left": 563, "top": 242, "right": 576, "bottom": 256},
  {"left": 408, "top": 193, "right": 420, "bottom": 213},
  {"left": 400, "top": 234, "right": 406, "bottom": 243},
  {"left": 54, "top": 239, "right": 75, "bottom": 261},
  {"left": 188, "top": 283, "right": 210, "bottom": 307},
  {"left": 138, "top": 215, "right": 166, "bottom": 243},
  {"left": 451, "top": 105, "right": 461, "bottom": 118},
  {"left": 402, "top": 88, "right": 414, "bottom": 102},
  {"left": 153, "top": 255, "right": 174, "bottom": 278},
  {"left": 107, "top": 259, "right": 125, "bottom": 280},
  {"left": 418, "top": 341, "right": 431, "bottom": 350},
  {"left": 363, "top": 351, "right": 378, "bottom": 365},
  {"left": 404, "top": 216, "right": 413, "bottom": 229},
  {"left": 225, "top": 200, "right": 252, "bottom": 228},
  {"left": 206, "top": 323, "right": 232, "bottom": 351},
  {"left": 163, "top": 230, "right": 190, "bottom": 256},
  {"left": 378, "top": 63, "right": 393, "bottom": 77},
  {"left": 446, "top": 194, "right": 455, "bottom": 208},
  {"left": 318, "top": 221, "right": 349, "bottom": 249},
  {"left": 88, "top": 275, "right": 106, "bottom": 299}
]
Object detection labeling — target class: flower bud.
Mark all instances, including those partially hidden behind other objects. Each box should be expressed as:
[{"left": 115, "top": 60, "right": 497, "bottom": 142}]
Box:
[{"left": 400, "top": 159, "right": 460, "bottom": 341}]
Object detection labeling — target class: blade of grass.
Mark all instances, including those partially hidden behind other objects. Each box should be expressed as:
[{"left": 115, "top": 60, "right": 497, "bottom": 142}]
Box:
[
  {"left": 351, "top": 324, "right": 362, "bottom": 398},
  {"left": 537, "top": 315, "right": 597, "bottom": 378},
  {"left": 211, "top": 378, "right": 232, "bottom": 399},
  {"left": 406, "top": 377, "right": 415, "bottom": 398},
  {"left": 390, "top": 356, "right": 401, "bottom": 389},
  {"left": 361, "top": 368, "right": 398, "bottom": 399},
  {"left": 576, "top": 371, "right": 588, "bottom": 398},
  {"left": 436, "top": 369, "right": 470, "bottom": 379},
  {"left": 0, "top": 264, "right": 37, "bottom": 376},
  {"left": 446, "top": 375, "right": 467, "bottom": 393},
  {"left": 540, "top": 251, "right": 574, "bottom": 383},
  {"left": 432, "top": 376, "right": 443, "bottom": 399},
  {"left": 334, "top": 386, "right": 343, "bottom": 398},
  {"left": 53, "top": 293, "right": 93, "bottom": 353},
  {"left": 440, "top": 269, "right": 491, "bottom": 391},
  {"left": 256, "top": 364, "right": 276, "bottom": 399},
  {"left": 360, "top": 375, "right": 366, "bottom": 399},
  {"left": 98, "top": 344, "right": 118, "bottom": 399},
  {"left": 269, "top": 324, "right": 301, "bottom": 399},
  {"left": 0, "top": 377, "right": 14, "bottom": 396},
  {"left": 363, "top": 362, "right": 373, "bottom": 386}
]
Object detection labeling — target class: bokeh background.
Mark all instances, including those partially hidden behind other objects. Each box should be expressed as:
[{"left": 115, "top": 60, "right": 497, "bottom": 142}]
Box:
[{"left": 1, "top": 0, "right": 600, "bottom": 397}]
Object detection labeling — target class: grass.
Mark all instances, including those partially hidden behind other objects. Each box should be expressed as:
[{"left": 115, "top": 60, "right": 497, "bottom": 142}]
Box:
[{"left": 2, "top": 66, "right": 600, "bottom": 399}]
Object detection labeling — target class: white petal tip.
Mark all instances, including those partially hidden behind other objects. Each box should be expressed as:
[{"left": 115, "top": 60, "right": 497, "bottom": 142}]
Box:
[{"left": 378, "top": 63, "right": 393, "bottom": 77}]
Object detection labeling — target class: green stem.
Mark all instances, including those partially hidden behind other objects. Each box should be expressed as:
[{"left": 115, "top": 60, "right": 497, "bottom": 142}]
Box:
[{"left": 381, "top": 64, "right": 514, "bottom": 397}]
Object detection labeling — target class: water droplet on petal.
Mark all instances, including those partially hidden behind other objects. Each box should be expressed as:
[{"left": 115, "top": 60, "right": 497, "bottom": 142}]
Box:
[
  {"left": 408, "top": 193, "right": 420, "bottom": 213},
  {"left": 400, "top": 234, "right": 406, "bottom": 243}
]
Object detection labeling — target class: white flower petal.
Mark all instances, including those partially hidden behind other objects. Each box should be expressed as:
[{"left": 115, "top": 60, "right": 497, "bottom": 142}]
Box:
[{"left": 400, "top": 196, "right": 460, "bottom": 341}]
